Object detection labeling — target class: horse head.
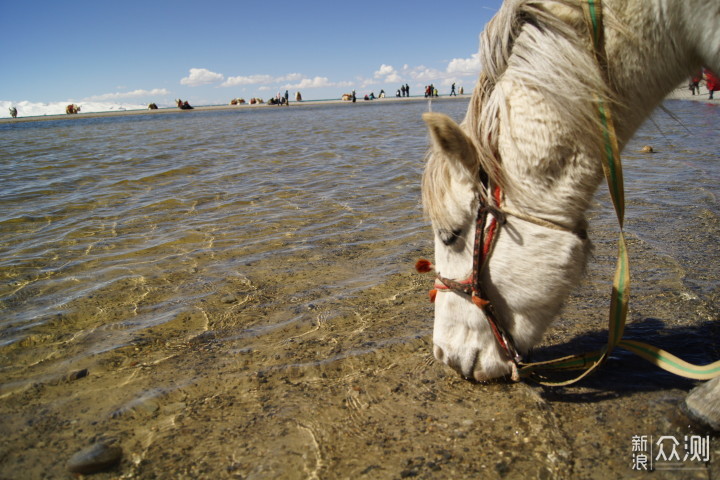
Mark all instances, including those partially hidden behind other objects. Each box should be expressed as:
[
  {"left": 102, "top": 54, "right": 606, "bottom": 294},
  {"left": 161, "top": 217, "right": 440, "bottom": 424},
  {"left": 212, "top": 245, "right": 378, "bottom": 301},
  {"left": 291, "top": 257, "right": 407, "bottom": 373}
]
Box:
[{"left": 421, "top": 112, "right": 592, "bottom": 381}]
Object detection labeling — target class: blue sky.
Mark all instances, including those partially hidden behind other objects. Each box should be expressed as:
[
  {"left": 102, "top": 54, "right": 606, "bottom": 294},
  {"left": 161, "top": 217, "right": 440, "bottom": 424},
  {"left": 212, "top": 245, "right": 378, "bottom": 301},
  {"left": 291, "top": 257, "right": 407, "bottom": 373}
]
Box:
[{"left": 1, "top": 0, "right": 502, "bottom": 116}]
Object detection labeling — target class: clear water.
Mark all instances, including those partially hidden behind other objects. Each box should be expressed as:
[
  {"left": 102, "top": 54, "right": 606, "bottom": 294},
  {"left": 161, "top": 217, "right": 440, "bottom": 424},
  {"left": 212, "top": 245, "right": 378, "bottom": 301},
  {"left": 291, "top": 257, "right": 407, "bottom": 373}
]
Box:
[{"left": 1, "top": 99, "right": 718, "bottom": 390}]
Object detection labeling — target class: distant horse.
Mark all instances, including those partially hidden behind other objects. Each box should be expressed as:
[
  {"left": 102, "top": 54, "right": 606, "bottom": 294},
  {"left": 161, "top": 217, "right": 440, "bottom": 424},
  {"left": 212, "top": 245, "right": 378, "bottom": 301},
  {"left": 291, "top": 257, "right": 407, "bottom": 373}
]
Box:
[
  {"left": 420, "top": 0, "right": 719, "bottom": 387},
  {"left": 9, "top": 107, "right": 17, "bottom": 118},
  {"left": 176, "top": 99, "right": 193, "bottom": 110},
  {"left": 341, "top": 93, "right": 353, "bottom": 101},
  {"left": 148, "top": 103, "right": 158, "bottom": 110},
  {"left": 65, "top": 104, "right": 80, "bottom": 114},
  {"left": 230, "top": 98, "right": 245, "bottom": 105}
]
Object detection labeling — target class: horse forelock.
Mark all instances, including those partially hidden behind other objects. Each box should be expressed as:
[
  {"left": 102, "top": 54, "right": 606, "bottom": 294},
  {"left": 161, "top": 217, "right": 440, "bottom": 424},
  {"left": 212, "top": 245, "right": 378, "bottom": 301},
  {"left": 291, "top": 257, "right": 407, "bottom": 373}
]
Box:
[{"left": 423, "top": 0, "right": 620, "bottom": 229}]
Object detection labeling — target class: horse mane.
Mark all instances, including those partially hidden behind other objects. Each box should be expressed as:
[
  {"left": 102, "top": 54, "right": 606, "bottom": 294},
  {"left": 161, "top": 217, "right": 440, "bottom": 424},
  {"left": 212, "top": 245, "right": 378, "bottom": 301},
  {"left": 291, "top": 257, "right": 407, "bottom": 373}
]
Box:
[{"left": 423, "top": 0, "right": 620, "bottom": 227}]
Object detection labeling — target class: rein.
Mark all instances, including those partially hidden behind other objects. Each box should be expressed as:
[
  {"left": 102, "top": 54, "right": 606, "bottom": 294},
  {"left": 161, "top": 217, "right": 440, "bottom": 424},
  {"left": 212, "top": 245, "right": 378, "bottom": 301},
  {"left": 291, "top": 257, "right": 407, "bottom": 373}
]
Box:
[{"left": 418, "top": 0, "right": 720, "bottom": 385}]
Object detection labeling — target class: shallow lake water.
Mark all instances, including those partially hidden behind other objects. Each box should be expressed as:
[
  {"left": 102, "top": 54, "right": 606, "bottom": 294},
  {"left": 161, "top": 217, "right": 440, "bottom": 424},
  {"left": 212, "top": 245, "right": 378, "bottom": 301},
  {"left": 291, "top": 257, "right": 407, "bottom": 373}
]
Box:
[{"left": 0, "top": 98, "right": 718, "bottom": 478}]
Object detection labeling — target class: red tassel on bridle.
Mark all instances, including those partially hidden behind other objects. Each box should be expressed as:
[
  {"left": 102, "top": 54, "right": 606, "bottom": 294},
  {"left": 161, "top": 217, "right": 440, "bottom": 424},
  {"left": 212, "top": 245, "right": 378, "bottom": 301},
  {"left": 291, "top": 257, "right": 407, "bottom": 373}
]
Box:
[{"left": 415, "top": 259, "right": 434, "bottom": 274}]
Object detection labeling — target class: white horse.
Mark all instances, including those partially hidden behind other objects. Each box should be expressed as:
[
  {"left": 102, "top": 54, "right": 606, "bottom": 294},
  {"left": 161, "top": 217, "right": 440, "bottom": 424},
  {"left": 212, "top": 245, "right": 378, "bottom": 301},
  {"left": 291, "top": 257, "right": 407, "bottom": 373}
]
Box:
[{"left": 421, "top": 0, "right": 719, "bottom": 384}]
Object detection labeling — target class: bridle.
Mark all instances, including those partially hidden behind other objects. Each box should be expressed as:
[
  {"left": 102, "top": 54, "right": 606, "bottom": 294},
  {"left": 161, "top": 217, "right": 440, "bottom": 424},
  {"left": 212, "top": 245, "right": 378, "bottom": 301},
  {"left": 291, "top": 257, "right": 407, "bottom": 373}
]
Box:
[{"left": 416, "top": 183, "right": 588, "bottom": 376}]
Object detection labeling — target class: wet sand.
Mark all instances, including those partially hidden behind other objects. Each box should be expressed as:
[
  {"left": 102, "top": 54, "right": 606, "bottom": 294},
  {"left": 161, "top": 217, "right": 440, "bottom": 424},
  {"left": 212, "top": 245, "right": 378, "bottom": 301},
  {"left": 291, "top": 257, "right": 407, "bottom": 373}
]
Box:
[{"left": 1, "top": 233, "right": 717, "bottom": 479}]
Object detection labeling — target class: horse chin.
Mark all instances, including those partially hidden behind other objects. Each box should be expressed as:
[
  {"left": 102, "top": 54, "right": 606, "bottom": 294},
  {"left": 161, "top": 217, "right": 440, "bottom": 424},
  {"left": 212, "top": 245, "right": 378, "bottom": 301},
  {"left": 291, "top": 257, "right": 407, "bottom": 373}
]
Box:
[
  {"left": 432, "top": 297, "right": 518, "bottom": 382},
  {"left": 434, "top": 342, "right": 515, "bottom": 383}
]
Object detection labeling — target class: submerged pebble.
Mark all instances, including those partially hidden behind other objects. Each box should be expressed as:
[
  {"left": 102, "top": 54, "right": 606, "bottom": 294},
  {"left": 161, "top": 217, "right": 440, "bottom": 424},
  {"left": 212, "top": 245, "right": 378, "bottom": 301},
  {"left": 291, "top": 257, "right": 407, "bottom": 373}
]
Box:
[
  {"left": 221, "top": 294, "right": 237, "bottom": 304},
  {"left": 66, "top": 442, "right": 123, "bottom": 475},
  {"left": 63, "top": 369, "right": 89, "bottom": 383}
]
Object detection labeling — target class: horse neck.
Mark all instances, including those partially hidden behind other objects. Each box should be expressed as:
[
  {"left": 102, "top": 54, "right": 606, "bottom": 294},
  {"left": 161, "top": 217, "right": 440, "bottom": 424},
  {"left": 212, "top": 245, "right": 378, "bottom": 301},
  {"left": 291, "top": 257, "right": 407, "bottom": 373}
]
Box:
[
  {"left": 497, "top": 0, "right": 719, "bottom": 225},
  {"left": 607, "top": 0, "right": 720, "bottom": 145},
  {"left": 496, "top": 83, "right": 605, "bottom": 227}
]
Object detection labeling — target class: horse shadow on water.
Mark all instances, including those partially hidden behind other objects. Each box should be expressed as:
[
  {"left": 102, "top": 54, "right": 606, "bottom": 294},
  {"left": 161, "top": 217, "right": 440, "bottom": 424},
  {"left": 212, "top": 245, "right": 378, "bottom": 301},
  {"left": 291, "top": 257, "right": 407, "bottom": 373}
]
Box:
[{"left": 524, "top": 318, "right": 719, "bottom": 403}]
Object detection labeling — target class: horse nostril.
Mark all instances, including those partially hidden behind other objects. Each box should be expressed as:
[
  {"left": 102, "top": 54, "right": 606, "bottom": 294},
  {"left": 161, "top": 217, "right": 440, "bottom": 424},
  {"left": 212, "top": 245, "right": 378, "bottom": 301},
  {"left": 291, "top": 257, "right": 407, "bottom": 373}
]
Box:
[{"left": 433, "top": 345, "right": 445, "bottom": 361}]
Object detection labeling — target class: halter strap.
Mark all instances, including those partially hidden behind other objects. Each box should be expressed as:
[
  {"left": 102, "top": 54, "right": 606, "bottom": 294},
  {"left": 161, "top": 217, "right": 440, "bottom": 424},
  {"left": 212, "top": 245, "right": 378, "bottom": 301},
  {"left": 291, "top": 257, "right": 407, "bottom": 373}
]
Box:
[{"left": 501, "top": 208, "right": 588, "bottom": 239}]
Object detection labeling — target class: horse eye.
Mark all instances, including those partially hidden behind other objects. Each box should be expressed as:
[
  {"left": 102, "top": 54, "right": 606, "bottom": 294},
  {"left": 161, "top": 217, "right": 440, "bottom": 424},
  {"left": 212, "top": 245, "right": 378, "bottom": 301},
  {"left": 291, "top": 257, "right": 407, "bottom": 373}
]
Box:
[{"left": 439, "top": 229, "right": 463, "bottom": 246}]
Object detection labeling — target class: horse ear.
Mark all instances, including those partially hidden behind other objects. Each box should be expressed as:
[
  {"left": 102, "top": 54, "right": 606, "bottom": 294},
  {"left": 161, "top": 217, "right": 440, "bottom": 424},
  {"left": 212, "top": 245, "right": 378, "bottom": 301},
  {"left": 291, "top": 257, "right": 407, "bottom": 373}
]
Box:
[{"left": 423, "top": 112, "right": 478, "bottom": 174}]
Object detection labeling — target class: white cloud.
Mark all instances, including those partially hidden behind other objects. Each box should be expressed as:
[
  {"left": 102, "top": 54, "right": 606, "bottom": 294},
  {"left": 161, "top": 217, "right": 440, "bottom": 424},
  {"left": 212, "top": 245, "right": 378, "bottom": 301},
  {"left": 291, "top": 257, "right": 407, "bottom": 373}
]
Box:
[
  {"left": 408, "top": 65, "right": 444, "bottom": 82},
  {"left": 221, "top": 74, "right": 275, "bottom": 87},
  {"left": 221, "top": 72, "right": 342, "bottom": 90},
  {"left": 180, "top": 68, "right": 224, "bottom": 86},
  {"left": 285, "top": 76, "right": 351, "bottom": 89},
  {"left": 83, "top": 88, "right": 170, "bottom": 101},
  {"left": 1, "top": 99, "right": 159, "bottom": 117},
  {"left": 278, "top": 73, "right": 303, "bottom": 83},
  {"left": 367, "top": 59, "right": 477, "bottom": 88},
  {"left": 374, "top": 64, "right": 403, "bottom": 83},
  {"left": 446, "top": 53, "right": 482, "bottom": 75},
  {"left": 374, "top": 64, "right": 395, "bottom": 78}
]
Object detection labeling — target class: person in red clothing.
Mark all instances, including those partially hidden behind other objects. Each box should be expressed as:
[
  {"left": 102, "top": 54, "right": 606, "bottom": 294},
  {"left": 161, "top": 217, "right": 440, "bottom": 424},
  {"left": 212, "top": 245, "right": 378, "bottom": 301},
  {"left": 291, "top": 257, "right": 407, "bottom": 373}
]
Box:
[
  {"left": 689, "top": 70, "right": 702, "bottom": 95},
  {"left": 704, "top": 68, "right": 720, "bottom": 99}
]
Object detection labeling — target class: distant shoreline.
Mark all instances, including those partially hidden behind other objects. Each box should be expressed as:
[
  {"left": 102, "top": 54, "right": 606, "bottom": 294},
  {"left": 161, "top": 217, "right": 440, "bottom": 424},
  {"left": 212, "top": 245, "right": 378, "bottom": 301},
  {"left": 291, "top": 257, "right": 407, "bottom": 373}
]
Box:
[
  {"left": 2, "top": 86, "right": 717, "bottom": 124},
  {"left": 0, "top": 95, "right": 467, "bottom": 124}
]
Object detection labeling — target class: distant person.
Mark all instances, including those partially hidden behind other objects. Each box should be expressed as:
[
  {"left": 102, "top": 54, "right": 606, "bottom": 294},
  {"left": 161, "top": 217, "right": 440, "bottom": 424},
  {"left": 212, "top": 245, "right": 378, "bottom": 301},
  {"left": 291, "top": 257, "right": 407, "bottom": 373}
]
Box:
[
  {"left": 689, "top": 71, "right": 702, "bottom": 95},
  {"left": 405, "top": 83, "right": 410, "bottom": 97},
  {"left": 459, "top": 86, "right": 464, "bottom": 95},
  {"left": 284, "top": 90, "right": 289, "bottom": 105},
  {"left": 295, "top": 91, "right": 302, "bottom": 101},
  {"left": 9, "top": 106, "right": 17, "bottom": 118},
  {"left": 396, "top": 89, "right": 401, "bottom": 97},
  {"left": 379, "top": 89, "right": 385, "bottom": 98},
  {"left": 450, "top": 83, "right": 457, "bottom": 96},
  {"left": 352, "top": 90, "right": 356, "bottom": 103},
  {"left": 705, "top": 69, "right": 720, "bottom": 99}
]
